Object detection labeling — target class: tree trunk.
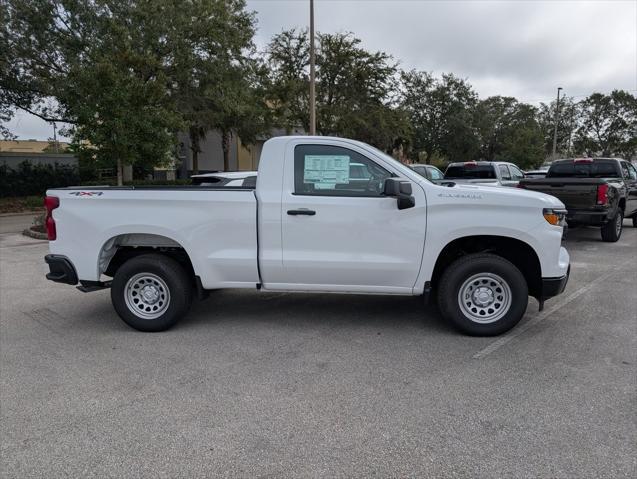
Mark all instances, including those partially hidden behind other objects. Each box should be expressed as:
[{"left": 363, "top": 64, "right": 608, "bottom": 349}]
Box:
[
  {"left": 222, "top": 130, "right": 231, "bottom": 171},
  {"left": 192, "top": 148, "right": 199, "bottom": 175},
  {"left": 190, "top": 130, "right": 200, "bottom": 175},
  {"left": 116, "top": 158, "right": 123, "bottom": 186}
]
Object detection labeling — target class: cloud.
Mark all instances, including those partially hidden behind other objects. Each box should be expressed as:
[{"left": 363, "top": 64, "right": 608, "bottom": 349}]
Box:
[{"left": 249, "top": 0, "right": 636, "bottom": 102}]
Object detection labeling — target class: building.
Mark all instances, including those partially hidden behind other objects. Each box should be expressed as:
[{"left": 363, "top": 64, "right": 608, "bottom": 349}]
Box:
[
  {"left": 173, "top": 128, "right": 305, "bottom": 178},
  {"left": 0, "top": 140, "right": 77, "bottom": 171},
  {"left": 0, "top": 139, "right": 70, "bottom": 153}
]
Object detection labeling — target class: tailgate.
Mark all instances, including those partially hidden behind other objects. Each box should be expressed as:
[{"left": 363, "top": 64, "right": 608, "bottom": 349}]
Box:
[{"left": 523, "top": 182, "right": 599, "bottom": 209}]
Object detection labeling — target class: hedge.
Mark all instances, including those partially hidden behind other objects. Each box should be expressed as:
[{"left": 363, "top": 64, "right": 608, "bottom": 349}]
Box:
[
  {"left": 0, "top": 162, "right": 80, "bottom": 198},
  {"left": 1, "top": 161, "right": 191, "bottom": 197}
]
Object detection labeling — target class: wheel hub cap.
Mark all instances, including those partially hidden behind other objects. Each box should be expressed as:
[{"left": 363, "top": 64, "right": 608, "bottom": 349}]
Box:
[
  {"left": 141, "top": 285, "right": 160, "bottom": 304},
  {"left": 124, "top": 273, "right": 171, "bottom": 320},
  {"left": 458, "top": 273, "right": 512, "bottom": 324},
  {"left": 473, "top": 287, "right": 494, "bottom": 307}
]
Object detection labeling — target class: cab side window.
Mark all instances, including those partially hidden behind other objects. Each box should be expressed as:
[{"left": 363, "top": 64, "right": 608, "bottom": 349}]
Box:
[
  {"left": 498, "top": 164, "right": 511, "bottom": 180},
  {"left": 621, "top": 162, "right": 636, "bottom": 180},
  {"left": 294, "top": 145, "right": 392, "bottom": 197},
  {"left": 509, "top": 165, "right": 525, "bottom": 180},
  {"left": 428, "top": 167, "right": 444, "bottom": 180}
]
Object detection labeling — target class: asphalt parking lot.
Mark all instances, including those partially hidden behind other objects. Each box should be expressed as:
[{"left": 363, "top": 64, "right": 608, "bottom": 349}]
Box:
[{"left": 1, "top": 223, "right": 635, "bottom": 478}]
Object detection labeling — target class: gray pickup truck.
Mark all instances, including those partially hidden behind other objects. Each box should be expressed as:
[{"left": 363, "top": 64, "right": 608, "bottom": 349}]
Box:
[
  {"left": 518, "top": 158, "right": 637, "bottom": 242},
  {"left": 444, "top": 161, "right": 526, "bottom": 187}
]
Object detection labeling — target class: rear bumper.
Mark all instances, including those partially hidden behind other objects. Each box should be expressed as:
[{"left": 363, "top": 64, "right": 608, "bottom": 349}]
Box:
[
  {"left": 541, "top": 265, "right": 570, "bottom": 299},
  {"left": 44, "top": 254, "right": 78, "bottom": 285},
  {"left": 566, "top": 209, "right": 611, "bottom": 226}
]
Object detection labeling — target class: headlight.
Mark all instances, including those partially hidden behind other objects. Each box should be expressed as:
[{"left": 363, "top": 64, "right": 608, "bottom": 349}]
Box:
[{"left": 543, "top": 208, "right": 567, "bottom": 226}]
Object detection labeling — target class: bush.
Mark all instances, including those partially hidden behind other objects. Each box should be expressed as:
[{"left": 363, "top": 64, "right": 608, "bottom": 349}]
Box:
[{"left": 0, "top": 162, "right": 80, "bottom": 197}]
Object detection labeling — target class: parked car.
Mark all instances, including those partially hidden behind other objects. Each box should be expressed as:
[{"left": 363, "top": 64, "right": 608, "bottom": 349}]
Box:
[
  {"left": 43, "top": 136, "right": 570, "bottom": 336},
  {"left": 191, "top": 171, "right": 257, "bottom": 188},
  {"left": 444, "top": 161, "right": 526, "bottom": 187},
  {"left": 409, "top": 164, "right": 445, "bottom": 182},
  {"left": 518, "top": 158, "right": 637, "bottom": 242}
]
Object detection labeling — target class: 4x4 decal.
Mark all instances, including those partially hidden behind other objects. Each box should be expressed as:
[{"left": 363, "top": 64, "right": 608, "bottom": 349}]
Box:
[{"left": 68, "top": 191, "right": 103, "bottom": 197}]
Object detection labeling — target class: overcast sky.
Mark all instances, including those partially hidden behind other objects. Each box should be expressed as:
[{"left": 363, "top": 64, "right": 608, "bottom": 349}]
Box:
[{"left": 4, "top": 0, "right": 636, "bottom": 141}]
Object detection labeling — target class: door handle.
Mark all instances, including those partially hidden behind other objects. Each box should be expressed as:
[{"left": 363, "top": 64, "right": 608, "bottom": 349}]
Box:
[{"left": 287, "top": 209, "right": 316, "bottom": 216}]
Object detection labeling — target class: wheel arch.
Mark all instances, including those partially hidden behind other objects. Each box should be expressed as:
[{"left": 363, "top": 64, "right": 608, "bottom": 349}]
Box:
[
  {"left": 98, "top": 233, "right": 196, "bottom": 280},
  {"left": 430, "top": 235, "right": 543, "bottom": 298}
]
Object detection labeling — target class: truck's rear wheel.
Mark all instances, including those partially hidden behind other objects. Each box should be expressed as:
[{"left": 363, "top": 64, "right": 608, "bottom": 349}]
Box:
[
  {"left": 111, "top": 254, "right": 192, "bottom": 332},
  {"left": 437, "top": 253, "right": 528, "bottom": 336},
  {"left": 632, "top": 215, "right": 637, "bottom": 228},
  {"left": 600, "top": 210, "right": 622, "bottom": 242}
]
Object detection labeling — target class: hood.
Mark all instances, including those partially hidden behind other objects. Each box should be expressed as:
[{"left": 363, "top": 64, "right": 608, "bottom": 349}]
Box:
[{"left": 434, "top": 182, "right": 565, "bottom": 209}]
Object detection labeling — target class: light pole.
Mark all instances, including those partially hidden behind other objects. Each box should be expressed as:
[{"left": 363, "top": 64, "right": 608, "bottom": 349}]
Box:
[
  {"left": 551, "top": 87, "right": 563, "bottom": 159},
  {"left": 51, "top": 121, "right": 59, "bottom": 153},
  {"left": 309, "top": 0, "right": 316, "bottom": 135}
]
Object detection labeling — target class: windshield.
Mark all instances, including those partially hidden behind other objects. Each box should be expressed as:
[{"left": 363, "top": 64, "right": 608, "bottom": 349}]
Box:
[
  {"left": 547, "top": 161, "right": 620, "bottom": 178},
  {"left": 445, "top": 164, "right": 496, "bottom": 179}
]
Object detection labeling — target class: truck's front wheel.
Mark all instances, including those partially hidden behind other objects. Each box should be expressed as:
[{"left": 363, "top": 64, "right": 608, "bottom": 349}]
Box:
[
  {"left": 437, "top": 254, "right": 528, "bottom": 336},
  {"left": 111, "top": 254, "right": 193, "bottom": 332}
]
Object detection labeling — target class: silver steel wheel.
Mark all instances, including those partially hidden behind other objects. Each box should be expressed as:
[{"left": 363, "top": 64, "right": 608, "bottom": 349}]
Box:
[
  {"left": 458, "top": 273, "right": 512, "bottom": 324},
  {"left": 124, "top": 273, "right": 171, "bottom": 320}
]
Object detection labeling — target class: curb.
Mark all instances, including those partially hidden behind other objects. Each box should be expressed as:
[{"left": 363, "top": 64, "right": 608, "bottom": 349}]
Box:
[
  {"left": 22, "top": 228, "right": 48, "bottom": 241},
  {"left": 0, "top": 211, "right": 41, "bottom": 218}
]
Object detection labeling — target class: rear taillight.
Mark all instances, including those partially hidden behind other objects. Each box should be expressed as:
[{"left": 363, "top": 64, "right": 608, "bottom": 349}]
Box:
[
  {"left": 596, "top": 184, "right": 608, "bottom": 206},
  {"left": 574, "top": 158, "right": 594, "bottom": 163},
  {"left": 44, "top": 196, "right": 59, "bottom": 240}
]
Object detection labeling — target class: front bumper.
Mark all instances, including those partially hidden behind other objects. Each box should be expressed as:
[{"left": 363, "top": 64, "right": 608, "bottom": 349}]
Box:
[
  {"left": 45, "top": 254, "right": 78, "bottom": 285},
  {"left": 541, "top": 265, "right": 570, "bottom": 299}
]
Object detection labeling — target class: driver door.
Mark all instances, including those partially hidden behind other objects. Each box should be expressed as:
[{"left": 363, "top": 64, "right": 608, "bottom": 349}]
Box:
[{"left": 278, "top": 143, "right": 427, "bottom": 293}]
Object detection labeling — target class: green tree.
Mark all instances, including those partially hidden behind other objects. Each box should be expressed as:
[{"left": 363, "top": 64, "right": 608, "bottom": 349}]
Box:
[
  {"left": 400, "top": 71, "right": 479, "bottom": 163},
  {"left": 265, "top": 29, "right": 409, "bottom": 153},
  {"left": 170, "top": 0, "right": 267, "bottom": 173},
  {"left": 574, "top": 90, "right": 637, "bottom": 158},
  {"left": 537, "top": 96, "right": 579, "bottom": 159},
  {"left": 1, "top": 0, "right": 187, "bottom": 183},
  {"left": 1, "top": 0, "right": 263, "bottom": 180},
  {"left": 474, "top": 96, "right": 544, "bottom": 168}
]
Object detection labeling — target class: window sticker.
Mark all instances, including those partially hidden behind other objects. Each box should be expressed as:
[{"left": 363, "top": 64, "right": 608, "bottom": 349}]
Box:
[{"left": 304, "top": 155, "right": 350, "bottom": 185}]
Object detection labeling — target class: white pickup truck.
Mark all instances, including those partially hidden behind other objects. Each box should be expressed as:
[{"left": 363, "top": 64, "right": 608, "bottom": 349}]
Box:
[{"left": 44, "top": 136, "right": 570, "bottom": 336}]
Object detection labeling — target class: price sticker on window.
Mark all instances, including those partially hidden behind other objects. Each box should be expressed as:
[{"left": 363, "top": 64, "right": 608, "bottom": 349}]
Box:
[{"left": 303, "top": 155, "right": 350, "bottom": 186}]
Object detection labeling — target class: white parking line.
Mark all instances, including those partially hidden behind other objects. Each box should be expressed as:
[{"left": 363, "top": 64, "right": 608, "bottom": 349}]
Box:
[{"left": 472, "top": 269, "right": 617, "bottom": 359}]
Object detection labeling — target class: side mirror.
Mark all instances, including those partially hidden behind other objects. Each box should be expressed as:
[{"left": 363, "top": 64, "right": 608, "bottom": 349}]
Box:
[{"left": 383, "top": 178, "right": 415, "bottom": 210}]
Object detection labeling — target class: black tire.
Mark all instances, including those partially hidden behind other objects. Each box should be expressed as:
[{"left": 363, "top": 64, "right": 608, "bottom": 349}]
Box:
[
  {"left": 111, "top": 253, "right": 193, "bottom": 332},
  {"left": 600, "top": 209, "right": 623, "bottom": 242},
  {"left": 437, "top": 253, "right": 528, "bottom": 336},
  {"left": 632, "top": 215, "right": 637, "bottom": 228}
]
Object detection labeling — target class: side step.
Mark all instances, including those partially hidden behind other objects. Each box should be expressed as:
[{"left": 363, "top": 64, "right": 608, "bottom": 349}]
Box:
[{"left": 77, "top": 280, "right": 112, "bottom": 293}]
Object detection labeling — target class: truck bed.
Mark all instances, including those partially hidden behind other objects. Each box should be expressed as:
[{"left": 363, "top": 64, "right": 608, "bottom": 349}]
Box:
[{"left": 47, "top": 187, "right": 260, "bottom": 288}]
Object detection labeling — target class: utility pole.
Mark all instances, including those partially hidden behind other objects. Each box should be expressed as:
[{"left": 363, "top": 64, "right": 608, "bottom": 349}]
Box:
[
  {"left": 309, "top": 0, "right": 316, "bottom": 135},
  {"left": 567, "top": 106, "right": 575, "bottom": 156},
  {"left": 551, "top": 87, "right": 563, "bottom": 159},
  {"left": 52, "top": 122, "right": 59, "bottom": 153}
]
